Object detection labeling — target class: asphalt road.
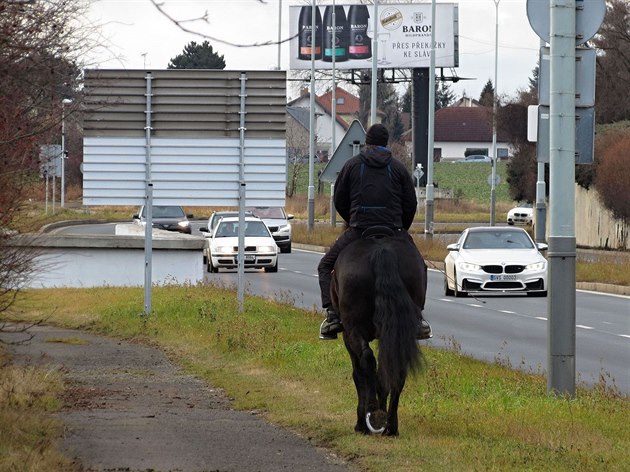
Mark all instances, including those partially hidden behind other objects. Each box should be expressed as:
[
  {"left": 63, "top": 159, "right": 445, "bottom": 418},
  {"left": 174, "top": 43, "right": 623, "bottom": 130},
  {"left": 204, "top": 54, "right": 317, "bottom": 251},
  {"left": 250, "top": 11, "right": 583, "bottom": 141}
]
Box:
[{"left": 209, "top": 249, "right": 630, "bottom": 397}]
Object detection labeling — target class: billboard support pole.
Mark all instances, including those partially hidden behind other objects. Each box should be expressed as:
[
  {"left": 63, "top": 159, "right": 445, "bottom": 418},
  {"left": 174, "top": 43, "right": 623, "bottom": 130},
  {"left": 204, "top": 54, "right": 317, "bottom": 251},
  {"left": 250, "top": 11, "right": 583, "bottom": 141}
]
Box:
[
  {"left": 425, "top": 0, "right": 437, "bottom": 239},
  {"left": 143, "top": 72, "right": 154, "bottom": 316},
  {"left": 307, "top": 0, "right": 316, "bottom": 231},
  {"left": 370, "top": 0, "right": 379, "bottom": 126}
]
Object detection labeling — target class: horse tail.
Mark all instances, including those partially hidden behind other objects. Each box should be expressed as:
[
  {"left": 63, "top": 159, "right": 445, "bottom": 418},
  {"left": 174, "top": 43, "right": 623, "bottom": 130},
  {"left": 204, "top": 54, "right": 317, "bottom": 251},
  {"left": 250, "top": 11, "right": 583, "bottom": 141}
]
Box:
[{"left": 370, "top": 242, "right": 422, "bottom": 391}]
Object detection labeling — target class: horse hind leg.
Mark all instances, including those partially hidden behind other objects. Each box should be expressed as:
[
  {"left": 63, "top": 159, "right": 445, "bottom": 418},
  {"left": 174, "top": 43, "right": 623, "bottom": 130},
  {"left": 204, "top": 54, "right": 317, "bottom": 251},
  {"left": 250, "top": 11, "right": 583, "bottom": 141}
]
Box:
[
  {"left": 358, "top": 344, "right": 387, "bottom": 434},
  {"left": 383, "top": 376, "right": 406, "bottom": 436}
]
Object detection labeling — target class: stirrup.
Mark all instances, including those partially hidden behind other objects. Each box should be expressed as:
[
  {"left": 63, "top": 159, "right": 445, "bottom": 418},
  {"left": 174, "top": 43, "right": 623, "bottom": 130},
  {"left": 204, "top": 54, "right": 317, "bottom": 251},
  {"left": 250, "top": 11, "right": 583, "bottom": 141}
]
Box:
[
  {"left": 417, "top": 320, "right": 433, "bottom": 340},
  {"left": 319, "top": 319, "right": 339, "bottom": 340}
]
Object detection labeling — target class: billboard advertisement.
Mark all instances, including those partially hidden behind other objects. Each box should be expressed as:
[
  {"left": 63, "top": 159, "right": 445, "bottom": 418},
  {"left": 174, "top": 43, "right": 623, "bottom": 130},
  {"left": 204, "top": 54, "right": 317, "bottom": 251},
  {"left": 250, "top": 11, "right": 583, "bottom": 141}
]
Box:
[{"left": 289, "top": 3, "right": 458, "bottom": 70}]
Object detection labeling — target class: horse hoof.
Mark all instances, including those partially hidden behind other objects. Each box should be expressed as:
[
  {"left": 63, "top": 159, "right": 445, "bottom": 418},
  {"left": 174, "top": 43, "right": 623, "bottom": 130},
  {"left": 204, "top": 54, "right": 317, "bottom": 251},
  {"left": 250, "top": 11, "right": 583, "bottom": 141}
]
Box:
[{"left": 366, "top": 411, "right": 386, "bottom": 434}]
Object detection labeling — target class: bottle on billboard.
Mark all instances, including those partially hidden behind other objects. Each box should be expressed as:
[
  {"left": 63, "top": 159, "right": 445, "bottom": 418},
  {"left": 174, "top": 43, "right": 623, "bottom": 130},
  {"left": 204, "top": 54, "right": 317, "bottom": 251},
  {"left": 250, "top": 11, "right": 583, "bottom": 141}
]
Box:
[
  {"left": 298, "top": 6, "right": 322, "bottom": 60},
  {"left": 348, "top": 5, "right": 372, "bottom": 60},
  {"left": 323, "top": 6, "right": 348, "bottom": 62}
]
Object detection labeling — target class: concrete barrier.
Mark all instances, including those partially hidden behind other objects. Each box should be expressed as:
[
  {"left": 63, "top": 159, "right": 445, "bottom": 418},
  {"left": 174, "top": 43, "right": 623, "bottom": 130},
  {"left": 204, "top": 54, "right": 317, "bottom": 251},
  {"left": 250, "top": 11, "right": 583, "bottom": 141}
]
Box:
[{"left": 9, "top": 230, "right": 205, "bottom": 288}]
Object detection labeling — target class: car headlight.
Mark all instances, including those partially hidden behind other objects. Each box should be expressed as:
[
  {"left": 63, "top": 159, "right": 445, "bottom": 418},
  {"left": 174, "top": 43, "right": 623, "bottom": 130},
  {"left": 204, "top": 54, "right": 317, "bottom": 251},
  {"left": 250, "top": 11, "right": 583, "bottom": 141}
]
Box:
[
  {"left": 526, "top": 261, "right": 546, "bottom": 271},
  {"left": 178, "top": 221, "right": 190, "bottom": 228},
  {"left": 213, "top": 246, "right": 234, "bottom": 254},
  {"left": 276, "top": 224, "right": 291, "bottom": 234},
  {"left": 258, "top": 245, "right": 276, "bottom": 253},
  {"left": 458, "top": 261, "right": 481, "bottom": 271}
]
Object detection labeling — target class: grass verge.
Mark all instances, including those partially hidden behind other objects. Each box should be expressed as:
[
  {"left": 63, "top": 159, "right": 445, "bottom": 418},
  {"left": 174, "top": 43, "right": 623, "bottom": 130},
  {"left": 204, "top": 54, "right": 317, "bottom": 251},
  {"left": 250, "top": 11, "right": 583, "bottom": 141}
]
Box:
[
  {"left": 0, "top": 347, "right": 74, "bottom": 471},
  {"left": 7, "top": 285, "right": 630, "bottom": 472}
]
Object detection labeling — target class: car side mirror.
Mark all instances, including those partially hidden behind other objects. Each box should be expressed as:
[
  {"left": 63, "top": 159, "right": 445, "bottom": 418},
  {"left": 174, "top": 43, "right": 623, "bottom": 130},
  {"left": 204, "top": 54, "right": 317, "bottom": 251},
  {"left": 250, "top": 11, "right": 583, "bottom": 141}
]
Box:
[
  {"left": 446, "top": 243, "right": 459, "bottom": 251},
  {"left": 536, "top": 243, "right": 548, "bottom": 251},
  {"left": 287, "top": 214, "right": 294, "bottom": 220},
  {"left": 187, "top": 214, "right": 194, "bottom": 218},
  {"left": 199, "top": 227, "right": 209, "bottom": 233},
  {"left": 132, "top": 214, "right": 139, "bottom": 219}
]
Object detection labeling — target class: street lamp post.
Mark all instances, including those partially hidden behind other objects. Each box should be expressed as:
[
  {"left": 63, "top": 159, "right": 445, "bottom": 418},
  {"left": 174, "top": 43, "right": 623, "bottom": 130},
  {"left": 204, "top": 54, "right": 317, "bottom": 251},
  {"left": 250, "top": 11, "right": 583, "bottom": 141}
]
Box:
[
  {"left": 490, "top": 0, "right": 500, "bottom": 226},
  {"left": 61, "top": 98, "right": 72, "bottom": 208}
]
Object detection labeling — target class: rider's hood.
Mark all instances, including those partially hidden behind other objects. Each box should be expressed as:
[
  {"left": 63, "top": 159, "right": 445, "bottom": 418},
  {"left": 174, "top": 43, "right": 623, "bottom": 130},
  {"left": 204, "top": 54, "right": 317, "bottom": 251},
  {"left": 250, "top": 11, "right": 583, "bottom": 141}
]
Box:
[{"left": 359, "top": 146, "right": 392, "bottom": 168}]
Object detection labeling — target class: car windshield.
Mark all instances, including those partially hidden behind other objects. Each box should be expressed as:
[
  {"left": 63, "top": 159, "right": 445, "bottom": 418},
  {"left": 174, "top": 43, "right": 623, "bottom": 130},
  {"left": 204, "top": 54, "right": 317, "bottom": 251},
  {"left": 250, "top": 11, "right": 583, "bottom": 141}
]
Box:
[
  {"left": 463, "top": 231, "right": 534, "bottom": 250},
  {"left": 247, "top": 207, "right": 284, "bottom": 219},
  {"left": 215, "top": 220, "right": 270, "bottom": 238},
  {"left": 143, "top": 206, "right": 185, "bottom": 218}
]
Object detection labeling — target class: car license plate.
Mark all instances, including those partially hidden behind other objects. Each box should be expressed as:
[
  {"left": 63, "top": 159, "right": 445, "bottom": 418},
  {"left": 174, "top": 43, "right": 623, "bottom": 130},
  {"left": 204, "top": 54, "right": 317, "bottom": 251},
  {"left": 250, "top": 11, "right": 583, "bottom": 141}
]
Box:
[
  {"left": 490, "top": 274, "right": 518, "bottom": 281},
  {"left": 236, "top": 255, "right": 256, "bottom": 262}
]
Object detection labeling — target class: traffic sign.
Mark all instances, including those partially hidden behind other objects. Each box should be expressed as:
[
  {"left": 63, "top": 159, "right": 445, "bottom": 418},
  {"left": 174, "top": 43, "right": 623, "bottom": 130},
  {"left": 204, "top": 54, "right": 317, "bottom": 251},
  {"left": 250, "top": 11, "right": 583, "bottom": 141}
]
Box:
[
  {"left": 319, "top": 120, "right": 366, "bottom": 183},
  {"left": 527, "top": 0, "right": 606, "bottom": 45},
  {"left": 538, "top": 47, "right": 596, "bottom": 107}
]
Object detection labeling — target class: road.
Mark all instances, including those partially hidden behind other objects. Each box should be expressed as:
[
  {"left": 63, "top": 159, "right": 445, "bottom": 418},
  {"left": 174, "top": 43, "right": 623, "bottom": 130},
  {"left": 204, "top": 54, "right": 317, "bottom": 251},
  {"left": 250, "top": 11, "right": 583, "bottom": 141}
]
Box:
[{"left": 50, "top": 223, "right": 630, "bottom": 396}]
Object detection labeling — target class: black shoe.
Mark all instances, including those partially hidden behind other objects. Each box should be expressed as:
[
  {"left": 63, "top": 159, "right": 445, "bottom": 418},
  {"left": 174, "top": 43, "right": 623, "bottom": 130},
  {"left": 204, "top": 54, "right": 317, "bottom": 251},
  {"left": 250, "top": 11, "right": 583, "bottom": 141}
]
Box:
[
  {"left": 417, "top": 318, "right": 433, "bottom": 340},
  {"left": 319, "top": 308, "right": 343, "bottom": 340}
]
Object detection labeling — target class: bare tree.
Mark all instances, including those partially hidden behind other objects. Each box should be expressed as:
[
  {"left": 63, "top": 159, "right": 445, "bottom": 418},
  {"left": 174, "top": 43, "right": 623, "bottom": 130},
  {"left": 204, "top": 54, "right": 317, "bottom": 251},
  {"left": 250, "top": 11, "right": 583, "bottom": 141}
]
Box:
[{"left": 0, "top": 0, "right": 96, "bottom": 321}]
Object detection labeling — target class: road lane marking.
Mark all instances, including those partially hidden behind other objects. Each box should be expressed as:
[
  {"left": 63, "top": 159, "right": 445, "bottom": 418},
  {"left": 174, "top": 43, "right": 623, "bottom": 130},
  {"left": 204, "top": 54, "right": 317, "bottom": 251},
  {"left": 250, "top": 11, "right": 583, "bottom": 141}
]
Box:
[
  {"left": 499, "top": 310, "right": 516, "bottom": 314},
  {"left": 577, "top": 325, "right": 594, "bottom": 330},
  {"left": 535, "top": 316, "right": 547, "bottom": 321},
  {"left": 619, "top": 334, "right": 630, "bottom": 339}
]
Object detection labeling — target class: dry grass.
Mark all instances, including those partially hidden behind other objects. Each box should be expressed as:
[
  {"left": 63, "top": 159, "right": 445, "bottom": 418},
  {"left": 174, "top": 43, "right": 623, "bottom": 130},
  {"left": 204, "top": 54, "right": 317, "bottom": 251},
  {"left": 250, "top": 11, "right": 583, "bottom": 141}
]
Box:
[{"left": 0, "top": 349, "right": 75, "bottom": 471}]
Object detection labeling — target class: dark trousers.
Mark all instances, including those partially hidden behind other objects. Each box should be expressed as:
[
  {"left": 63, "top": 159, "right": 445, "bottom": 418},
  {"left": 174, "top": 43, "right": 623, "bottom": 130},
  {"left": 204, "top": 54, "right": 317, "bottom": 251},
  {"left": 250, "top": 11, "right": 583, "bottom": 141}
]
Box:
[{"left": 317, "top": 227, "right": 422, "bottom": 309}]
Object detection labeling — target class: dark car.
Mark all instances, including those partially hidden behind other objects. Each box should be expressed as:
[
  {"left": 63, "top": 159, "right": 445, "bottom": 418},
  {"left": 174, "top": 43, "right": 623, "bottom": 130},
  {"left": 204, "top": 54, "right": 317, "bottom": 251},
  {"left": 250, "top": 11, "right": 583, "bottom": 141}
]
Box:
[{"left": 133, "top": 205, "right": 193, "bottom": 234}]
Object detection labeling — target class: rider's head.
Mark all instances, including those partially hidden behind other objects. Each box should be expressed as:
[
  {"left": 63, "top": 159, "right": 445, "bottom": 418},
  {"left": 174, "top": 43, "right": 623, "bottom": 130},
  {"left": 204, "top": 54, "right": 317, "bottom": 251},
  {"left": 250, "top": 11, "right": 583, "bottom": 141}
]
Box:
[{"left": 365, "top": 124, "right": 389, "bottom": 147}]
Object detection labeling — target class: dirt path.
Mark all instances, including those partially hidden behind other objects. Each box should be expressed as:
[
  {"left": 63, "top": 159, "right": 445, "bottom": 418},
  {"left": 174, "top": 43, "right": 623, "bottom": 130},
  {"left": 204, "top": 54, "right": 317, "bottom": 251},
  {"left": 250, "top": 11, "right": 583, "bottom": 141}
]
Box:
[{"left": 2, "top": 325, "right": 353, "bottom": 472}]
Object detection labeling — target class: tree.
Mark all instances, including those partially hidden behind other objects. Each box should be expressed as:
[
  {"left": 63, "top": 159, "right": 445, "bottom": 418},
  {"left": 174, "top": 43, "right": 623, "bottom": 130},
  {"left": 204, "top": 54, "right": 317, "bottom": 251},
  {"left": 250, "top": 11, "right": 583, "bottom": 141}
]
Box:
[
  {"left": 591, "top": 0, "right": 630, "bottom": 124},
  {"left": 478, "top": 79, "right": 495, "bottom": 107},
  {"left": 401, "top": 79, "right": 455, "bottom": 113},
  {"left": 168, "top": 41, "right": 226, "bottom": 69},
  {"left": 1, "top": 0, "right": 91, "bottom": 320}
]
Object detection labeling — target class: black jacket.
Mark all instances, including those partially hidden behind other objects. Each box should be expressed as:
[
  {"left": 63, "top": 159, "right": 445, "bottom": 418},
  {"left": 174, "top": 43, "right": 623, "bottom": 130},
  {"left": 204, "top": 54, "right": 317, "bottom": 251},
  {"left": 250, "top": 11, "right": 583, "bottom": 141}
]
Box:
[{"left": 333, "top": 145, "right": 417, "bottom": 230}]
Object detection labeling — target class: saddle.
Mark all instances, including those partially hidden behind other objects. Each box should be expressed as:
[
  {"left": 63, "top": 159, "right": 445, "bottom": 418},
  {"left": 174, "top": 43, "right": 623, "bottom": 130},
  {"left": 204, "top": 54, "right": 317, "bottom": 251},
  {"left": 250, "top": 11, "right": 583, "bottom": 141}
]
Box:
[{"left": 360, "top": 226, "right": 397, "bottom": 240}]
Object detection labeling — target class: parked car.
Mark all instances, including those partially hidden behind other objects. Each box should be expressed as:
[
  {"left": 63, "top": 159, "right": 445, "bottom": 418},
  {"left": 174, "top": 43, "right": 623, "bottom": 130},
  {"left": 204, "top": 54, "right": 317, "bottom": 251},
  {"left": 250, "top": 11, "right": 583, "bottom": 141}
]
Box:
[
  {"left": 206, "top": 217, "right": 278, "bottom": 273},
  {"left": 456, "top": 154, "right": 492, "bottom": 163},
  {"left": 444, "top": 226, "right": 548, "bottom": 297},
  {"left": 133, "top": 205, "right": 193, "bottom": 234},
  {"left": 507, "top": 203, "right": 534, "bottom": 226},
  {"left": 246, "top": 206, "right": 293, "bottom": 253}
]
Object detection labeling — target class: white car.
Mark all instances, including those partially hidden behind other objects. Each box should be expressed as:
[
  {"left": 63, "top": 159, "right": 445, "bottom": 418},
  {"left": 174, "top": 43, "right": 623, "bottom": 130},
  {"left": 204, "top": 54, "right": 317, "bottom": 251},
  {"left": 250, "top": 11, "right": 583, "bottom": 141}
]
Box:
[
  {"left": 507, "top": 203, "right": 533, "bottom": 226},
  {"left": 206, "top": 217, "right": 278, "bottom": 273},
  {"left": 247, "top": 207, "right": 293, "bottom": 253},
  {"left": 444, "top": 227, "right": 548, "bottom": 297}
]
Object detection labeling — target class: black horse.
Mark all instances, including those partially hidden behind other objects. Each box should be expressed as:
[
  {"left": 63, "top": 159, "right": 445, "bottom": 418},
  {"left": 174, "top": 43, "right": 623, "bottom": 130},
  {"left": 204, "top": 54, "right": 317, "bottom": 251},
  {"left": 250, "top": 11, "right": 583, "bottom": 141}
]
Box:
[{"left": 330, "top": 230, "right": 425, "bottom": 436}]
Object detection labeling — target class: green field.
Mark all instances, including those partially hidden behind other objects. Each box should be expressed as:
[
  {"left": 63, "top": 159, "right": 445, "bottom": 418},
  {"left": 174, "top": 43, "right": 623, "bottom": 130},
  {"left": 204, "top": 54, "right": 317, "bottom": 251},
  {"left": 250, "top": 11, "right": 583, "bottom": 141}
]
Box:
[{"left": 292, "top": 161, "right": 513, "bottom": 204}]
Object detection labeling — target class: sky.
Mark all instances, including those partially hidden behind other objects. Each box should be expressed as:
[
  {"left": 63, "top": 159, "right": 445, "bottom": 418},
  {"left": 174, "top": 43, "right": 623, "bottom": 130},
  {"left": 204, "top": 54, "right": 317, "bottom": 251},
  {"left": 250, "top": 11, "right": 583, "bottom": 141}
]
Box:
[{"left": 85, "top": 0, "right": 542, "bottom": 101}]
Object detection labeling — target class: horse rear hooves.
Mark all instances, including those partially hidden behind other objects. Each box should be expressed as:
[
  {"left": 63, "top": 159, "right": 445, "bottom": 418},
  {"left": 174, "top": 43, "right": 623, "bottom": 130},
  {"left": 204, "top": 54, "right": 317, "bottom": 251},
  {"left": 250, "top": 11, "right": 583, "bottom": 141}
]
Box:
[{"left": 365, "top": 410, "right": 387, "bottom": 434}]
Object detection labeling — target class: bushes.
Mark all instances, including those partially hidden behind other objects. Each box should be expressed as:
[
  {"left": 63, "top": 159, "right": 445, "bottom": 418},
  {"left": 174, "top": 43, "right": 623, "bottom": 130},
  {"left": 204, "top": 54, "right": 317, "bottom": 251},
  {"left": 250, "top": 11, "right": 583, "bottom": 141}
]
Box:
[{"left": 595, "top": 133, "right": 630, "bottom": 221}]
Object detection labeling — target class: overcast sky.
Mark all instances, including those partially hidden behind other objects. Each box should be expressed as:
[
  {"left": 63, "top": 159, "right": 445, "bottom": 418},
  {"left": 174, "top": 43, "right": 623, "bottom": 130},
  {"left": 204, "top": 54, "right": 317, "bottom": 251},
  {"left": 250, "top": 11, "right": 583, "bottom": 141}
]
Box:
[{"left": 86, "top": 0, "right": 541, "bottom": 101}]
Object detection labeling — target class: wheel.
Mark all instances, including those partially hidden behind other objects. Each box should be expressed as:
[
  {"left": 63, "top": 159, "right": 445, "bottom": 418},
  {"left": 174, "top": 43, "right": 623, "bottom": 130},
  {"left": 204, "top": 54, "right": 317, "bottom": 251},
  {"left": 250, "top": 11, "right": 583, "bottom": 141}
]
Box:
[
  {"left": 444, "top": 274, "right": 454, "bottom": 296},
  {"left": 507, "top": 221, "right": 515, "bottom": 226},
  {"left": 453, "top": 270, "right": 466, "bottom": 298},
  {"left": 280, "top": 242, "right": 291, "bottom": 254},
  {"left": 264, "top": 259, "right": 278, "bottom": 273}
]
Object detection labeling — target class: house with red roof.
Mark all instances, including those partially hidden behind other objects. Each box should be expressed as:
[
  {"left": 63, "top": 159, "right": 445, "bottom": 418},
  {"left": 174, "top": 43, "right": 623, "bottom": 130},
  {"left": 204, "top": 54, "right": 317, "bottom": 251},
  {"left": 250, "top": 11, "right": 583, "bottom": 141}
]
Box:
[
  {"left": 287, "top": 86, "right": 363, "bottom": 160},
  {"left": 403, "top": 97, "right": 513, "bottom": 161}
]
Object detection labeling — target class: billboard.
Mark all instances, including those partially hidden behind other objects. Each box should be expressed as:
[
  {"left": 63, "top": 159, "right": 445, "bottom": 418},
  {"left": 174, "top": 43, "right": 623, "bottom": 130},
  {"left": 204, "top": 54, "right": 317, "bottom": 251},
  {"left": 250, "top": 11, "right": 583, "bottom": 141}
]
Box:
[
  {"left": 82, "top": 69, "right": 287, "bottom": 207},
  {"left": 289, "top": 3, "right": 458, "bottom": 70}
]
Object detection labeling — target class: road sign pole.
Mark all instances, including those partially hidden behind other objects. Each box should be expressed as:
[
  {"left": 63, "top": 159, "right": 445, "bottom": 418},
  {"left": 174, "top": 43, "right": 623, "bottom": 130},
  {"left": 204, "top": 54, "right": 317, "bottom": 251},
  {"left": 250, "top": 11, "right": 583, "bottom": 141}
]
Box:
[{"left": 547, "top": 0, "right": 576, "bottom": 397}]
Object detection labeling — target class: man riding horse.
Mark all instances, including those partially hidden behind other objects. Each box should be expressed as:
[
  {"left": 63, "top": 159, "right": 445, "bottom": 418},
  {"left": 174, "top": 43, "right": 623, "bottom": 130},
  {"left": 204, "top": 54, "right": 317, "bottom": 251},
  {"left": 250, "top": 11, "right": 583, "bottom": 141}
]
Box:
[{"left": 317, "top": 123, "right": 433, "bottom": 340}]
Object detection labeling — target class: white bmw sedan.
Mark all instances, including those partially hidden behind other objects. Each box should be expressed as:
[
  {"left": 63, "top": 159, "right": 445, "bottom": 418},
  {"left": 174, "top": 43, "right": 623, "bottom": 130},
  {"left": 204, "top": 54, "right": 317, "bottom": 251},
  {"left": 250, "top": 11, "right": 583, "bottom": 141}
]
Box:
[
  {"left": 207, "top": 217, "right": 278, "bottom": 273},
  {"left": 444, "top": 227, "right": 548, "bottom": 297}
]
